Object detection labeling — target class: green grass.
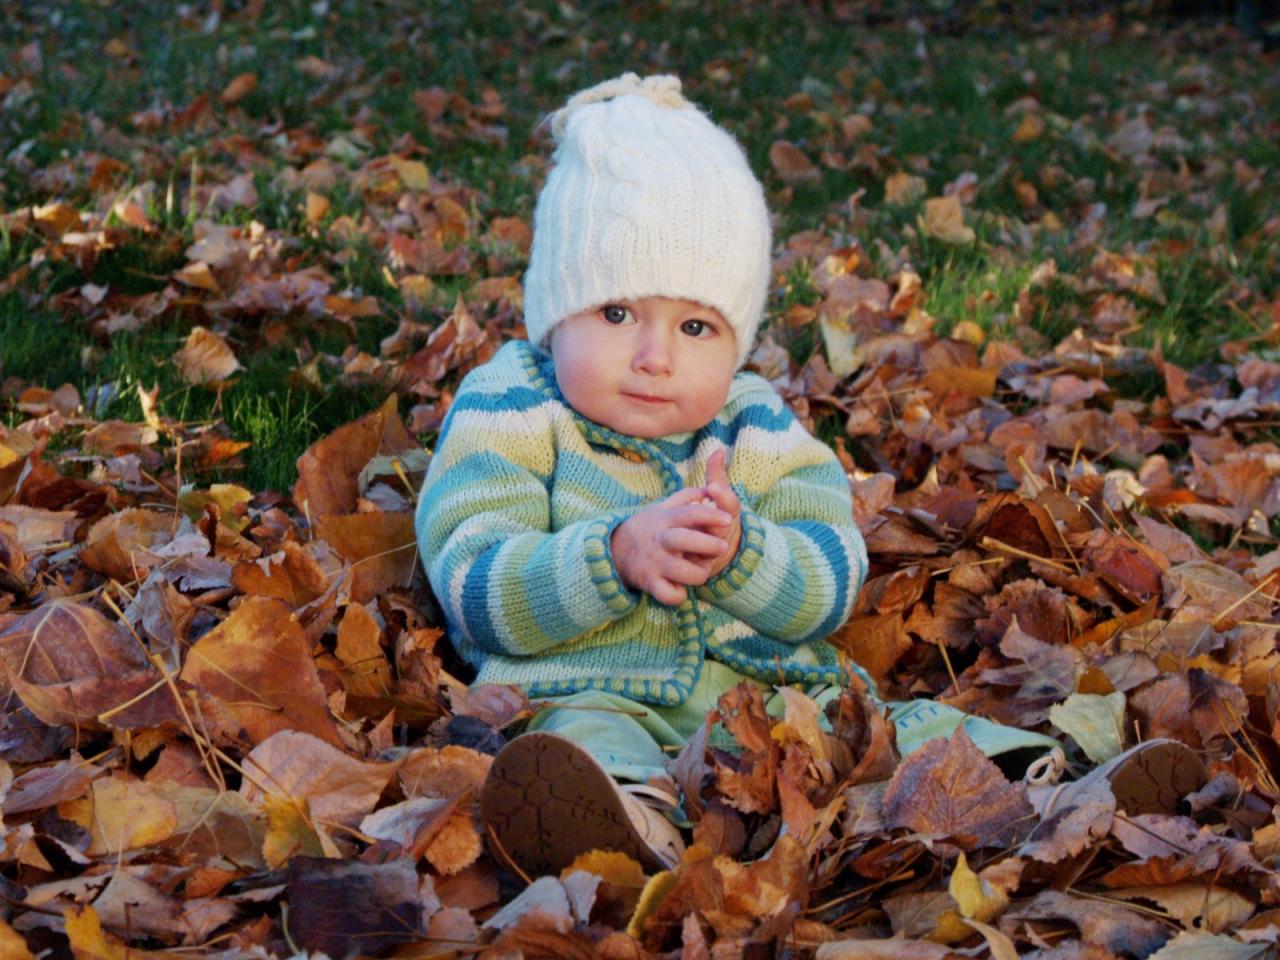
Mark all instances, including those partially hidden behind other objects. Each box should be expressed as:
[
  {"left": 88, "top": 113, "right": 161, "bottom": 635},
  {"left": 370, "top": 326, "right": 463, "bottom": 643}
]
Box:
[{"left": 2, "top": 2, "right": 1278, "bottom": 489}]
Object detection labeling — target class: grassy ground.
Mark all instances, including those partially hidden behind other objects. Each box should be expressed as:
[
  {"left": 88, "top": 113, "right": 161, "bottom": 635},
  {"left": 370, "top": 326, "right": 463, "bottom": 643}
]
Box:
[{"left": 1, "top": 1, "right": 1277, "bottom": 489}]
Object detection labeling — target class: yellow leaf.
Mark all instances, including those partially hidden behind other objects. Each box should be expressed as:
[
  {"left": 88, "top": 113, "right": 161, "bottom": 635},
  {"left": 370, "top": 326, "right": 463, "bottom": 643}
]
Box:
[
  {"left": 177, "top": 483, "right": 254, "bottom": 533},
  {"left": 262, "top": 793, "right": 325, "bottom": 869},
  {"left": 88, "top": 777, "right": 179, "bottom": 855},
  {"left": 921, "top": 195, "right": 976, "bottom": 244},
  {"left": 64, "top": 906, "right": 131, "bottom": 960},
  {"left": 627, "top": 869, "right": 678, "bottom": 940},
  {"left": 951, "top": 320, "right": 986, "bottom": 347},
  {"left": 305, "top": 191, "right": 331, "bottom": 225},
  {"left": 0, "top": 919, "right": 34, "bottom": 960},
  {"left": 564, "top": 850, "right": 647, "bottom": 887},
  {"left": 389, "top": 156, "right": 430, "bottom": 191},
  {"left": 174, "top": 261, "right": 220, "bottom": 293},
  {"left": 424, "top": 809, "right": 483, "bottom": 876},
  {"left": 949, "top": 852, "right": 1009, "bottom": 922},
  {"left": 33, "top": 202, "right": 82, "bottom": 236},
  {"left": 1011, "top": 113, "right": 1045, "bottom": 144}
]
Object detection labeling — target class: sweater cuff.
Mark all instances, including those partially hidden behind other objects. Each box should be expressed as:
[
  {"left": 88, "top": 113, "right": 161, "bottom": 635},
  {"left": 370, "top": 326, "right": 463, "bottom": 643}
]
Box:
[
  {"left": 697, "top": 505, "right": 766, "bottom": 601},
  {"left": 583, "top": 513, "right": 640, "bottom": 616}
]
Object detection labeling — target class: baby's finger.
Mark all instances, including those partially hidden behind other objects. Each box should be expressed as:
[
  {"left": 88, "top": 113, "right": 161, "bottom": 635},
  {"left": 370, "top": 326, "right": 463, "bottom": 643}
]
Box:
[
  {"left": 649, "top": 576, "right": 688, "bottom": 606},
  {"left": 668, "top": 503, "right": 733, "bottom": 530},
  {"left": 663, "top": 486, "right": 710, "bottom": 509},
  {"left": 660, "top": 527, "right": 728, "bottom": 557},
  {"left": 705, "top": 448, "right": 730, "bottom": 488},
  {"left": 661, "top": 553, "right": 713, "bottom": 587}
]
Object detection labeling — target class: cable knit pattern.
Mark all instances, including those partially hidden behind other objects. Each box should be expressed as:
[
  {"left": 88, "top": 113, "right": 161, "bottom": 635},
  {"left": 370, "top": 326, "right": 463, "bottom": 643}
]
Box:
[
  {"left": 522, "top": 74, "right": 772, "bottom": 368},
  {"left": 415, "top": 340, "right": 869, "bottom": 706}
]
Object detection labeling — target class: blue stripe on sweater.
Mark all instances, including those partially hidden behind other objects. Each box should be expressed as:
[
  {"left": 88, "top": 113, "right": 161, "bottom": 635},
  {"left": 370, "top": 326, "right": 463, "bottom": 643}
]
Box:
[
  {"left": 449, "top": 385, "right": 549, "bottom": 418},
  {"left": 460, "top": 545, "right": 501, "bottom": 652},
  {"left": 791, "top": 520, "right": 851, "bottom": 642}
]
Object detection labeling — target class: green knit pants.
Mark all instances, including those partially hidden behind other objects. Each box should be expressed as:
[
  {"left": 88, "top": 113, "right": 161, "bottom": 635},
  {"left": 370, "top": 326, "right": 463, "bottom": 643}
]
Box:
[{"left": 526, "top": 660, "right": 1059, "bottom": 784}]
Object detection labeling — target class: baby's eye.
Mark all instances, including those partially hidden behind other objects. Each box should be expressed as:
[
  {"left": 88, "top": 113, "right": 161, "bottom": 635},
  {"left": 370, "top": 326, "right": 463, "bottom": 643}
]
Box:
[
  {"left": 680, "top": 318, "right": 714, "bottom": 338},
  {"left": 602, "top": 305, "right": 634, "bottom": 325}
]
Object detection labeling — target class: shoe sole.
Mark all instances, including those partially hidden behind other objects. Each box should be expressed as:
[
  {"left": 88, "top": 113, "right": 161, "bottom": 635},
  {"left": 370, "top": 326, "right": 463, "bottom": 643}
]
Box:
[
  {"left": 1051, "top": 738, "right": 1206, "bottom": 817},
  {"left": 480, "top": 732, "right": 666, "bottom": 876}
]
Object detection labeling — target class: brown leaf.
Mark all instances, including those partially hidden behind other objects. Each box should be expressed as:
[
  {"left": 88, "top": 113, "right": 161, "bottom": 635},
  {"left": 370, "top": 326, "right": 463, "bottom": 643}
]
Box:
[
  {"left": 1002, "top": 889, "right": 1168, "bottom": 957},
  {"left": 220, "top": 72, "right": 258, "bottom": 105},
  {"left": 3, "top": 756, "right": 101, "bottom": 814},
  {"left": 173, "top": 326, "right": 242, "bottom": 386},
  {"left": 80, "top": 508, "right": 176, "bottom": 582},
  {"left": 829, "top": 612, "right": 912, "bottom": 685},
  {"left": 313, "top": 511, "right": 416, "bottom": 603},
  {"left": 398, "top": 744, "right": 491, "bottom": 800},
  {"left": 712, "top": 683, "right": 778, "bottom": 815},
  {"left": 883, "top": 726, "right": 1033, "bottom": 849},
  {"left": 285, "top": 857, "right": 429, "bottom": 959},
  {"left": 334, "top": 602, "right": 392, "bottom": 699},
  {"left": 241, "top": 729, "right": 398, "bottom": 829},
  {"left": 179, "top": 596, "right": 341, "bottom": 747},
  {"left": 883, "top": 172, "right": 928, "bottom": 206},
  {"left": 0, "top": 601, "right": 174, "bottom": 728},
  {"left": 293, "top": 394, "right": 417, "bottom": 518},
  {"left": 832, "top": 687, "right": 900, "bottom": 785},
  {"left": 770, "top": 140, "right": 818, "bottom": 183},
  {"left": 1131, "top": 669, "right": 1246, "bottom": 749},
  {"left": 230, "top": 539, "right": 330, "bottom": 606},
  {"left": 1020, "top": 776, "right": 1115, "bottom": 863}
]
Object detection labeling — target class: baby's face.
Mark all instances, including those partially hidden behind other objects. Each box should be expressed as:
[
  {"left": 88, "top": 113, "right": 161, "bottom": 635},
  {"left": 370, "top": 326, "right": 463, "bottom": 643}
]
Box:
[{"left": 549, "top": 296, "right": 738, "bottom": 438}]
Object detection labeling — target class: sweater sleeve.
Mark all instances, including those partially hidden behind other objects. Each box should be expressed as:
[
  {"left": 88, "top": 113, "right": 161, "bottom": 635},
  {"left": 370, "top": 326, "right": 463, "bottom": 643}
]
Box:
[
  {"left": 415, "top": 369, "right": 638, "bottom": 658},
  {"left": 694, "top": 382, "right": 868, "bottom": 645}
]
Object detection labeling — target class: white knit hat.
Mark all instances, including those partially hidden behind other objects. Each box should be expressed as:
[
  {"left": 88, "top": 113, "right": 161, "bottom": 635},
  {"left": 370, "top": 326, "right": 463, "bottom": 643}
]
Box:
[{"left": 523, "top": 73, "right": 772, "bottom": 369}]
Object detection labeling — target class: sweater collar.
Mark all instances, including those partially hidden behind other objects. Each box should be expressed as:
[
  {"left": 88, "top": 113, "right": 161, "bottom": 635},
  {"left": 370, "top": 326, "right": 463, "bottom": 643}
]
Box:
[{"left": 520, "top": 341, "right": 701, "bottom": 464}]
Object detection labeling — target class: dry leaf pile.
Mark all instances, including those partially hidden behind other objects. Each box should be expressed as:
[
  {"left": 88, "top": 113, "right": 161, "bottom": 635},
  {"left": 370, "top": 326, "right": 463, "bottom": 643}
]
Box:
[{"left": 1, "top": 5, "right": 1280, "bottom": 959}]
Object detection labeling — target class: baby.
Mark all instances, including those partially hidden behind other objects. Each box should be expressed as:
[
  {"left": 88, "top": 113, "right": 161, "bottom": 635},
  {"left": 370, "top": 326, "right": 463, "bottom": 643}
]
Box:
[
  {"left": 416, "top": 73, "right": 867, "bottom": 874},
  {"left": 416, "top": 73, "right": 1080, "bottom": 877}
]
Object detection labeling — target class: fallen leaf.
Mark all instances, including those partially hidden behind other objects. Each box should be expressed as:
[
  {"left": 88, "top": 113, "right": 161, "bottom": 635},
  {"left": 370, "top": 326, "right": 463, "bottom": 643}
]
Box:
[
  {"left": 220, "top": 72, "right": 258, "bottom": 105},
  {"left": 80, "top": 509, "right": 176, "bottom": 582},
  {"left": 294, "top": 394, "right": 417, "bottom": 518},
  {"left": 883, "top": 726, "right": 1033, "bottom": 849},
  {"left": 921, "top": 195, "right": 976, "bottom": 244},
  {"left": 1049, "top": 692, "right": 1126, "bottom": 763},
  {"left": 87, "top": 775, "right": 180, "bottom": 855},
  {"left": 173, "top": 326, "right": 241, "bottom": 386},
  {"left": 179, "top": 596, "right": 342, "bottom": 747},
  {"left": 285, "top": 856, "right": 431, "bottom": 959},
  {"left": 0, "top": 601, "right": 173, "bottom": 728},
  {"left": 240, "top": 728, "right": 398, "bottom": 829}
]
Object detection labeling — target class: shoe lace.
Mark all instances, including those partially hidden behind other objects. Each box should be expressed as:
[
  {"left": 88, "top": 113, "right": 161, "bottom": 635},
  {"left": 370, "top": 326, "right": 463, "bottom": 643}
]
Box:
[{"left": 1024, "top": 746, "right": 1067, "bottom": 787}]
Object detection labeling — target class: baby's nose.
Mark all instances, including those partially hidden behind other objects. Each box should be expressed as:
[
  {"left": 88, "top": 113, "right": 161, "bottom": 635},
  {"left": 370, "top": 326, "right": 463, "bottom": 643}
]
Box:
[{"left": 632, "top": 332, "right": 674, "bottom": 375}]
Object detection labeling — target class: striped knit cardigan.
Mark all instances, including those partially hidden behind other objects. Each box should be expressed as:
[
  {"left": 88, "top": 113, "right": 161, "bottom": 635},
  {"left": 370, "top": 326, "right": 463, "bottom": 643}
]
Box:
[{"left": 415, "top": 340, "right": 869, "bottom": 706}]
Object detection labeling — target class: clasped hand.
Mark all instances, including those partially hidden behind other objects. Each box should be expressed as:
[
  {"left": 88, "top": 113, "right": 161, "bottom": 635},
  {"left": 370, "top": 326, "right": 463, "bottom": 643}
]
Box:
[{"left": 610, "top": 449, "right": 742, "bottom": 606}]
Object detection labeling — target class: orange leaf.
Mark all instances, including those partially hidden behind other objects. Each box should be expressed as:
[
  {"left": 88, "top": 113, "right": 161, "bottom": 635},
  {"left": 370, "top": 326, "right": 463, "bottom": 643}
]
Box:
[
  {"left": 293, "top": 394, "right": 417, "bottom": 518},
  {"left": 313, "top": 511, "right": 416, "bottom": 603},
  {"left": 179, "top": 596, "right": 342, "bottom": 747},
  {"left": 220, "top": 72, "right": 258, "bottom": 105}
]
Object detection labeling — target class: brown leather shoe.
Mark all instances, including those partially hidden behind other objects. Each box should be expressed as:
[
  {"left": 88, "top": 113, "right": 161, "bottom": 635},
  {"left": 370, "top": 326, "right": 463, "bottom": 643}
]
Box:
[
  {"left": 1045, "top": 738, "right": 1206, "bottom": 817},
  {"left": 480, "top": 732, "right": 685, "bottom": 877}
]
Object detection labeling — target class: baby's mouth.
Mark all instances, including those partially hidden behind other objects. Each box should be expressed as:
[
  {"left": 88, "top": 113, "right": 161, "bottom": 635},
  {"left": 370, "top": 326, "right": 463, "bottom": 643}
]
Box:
[{"left": 621, "top": 392, "right": 672, "bottom": 404}]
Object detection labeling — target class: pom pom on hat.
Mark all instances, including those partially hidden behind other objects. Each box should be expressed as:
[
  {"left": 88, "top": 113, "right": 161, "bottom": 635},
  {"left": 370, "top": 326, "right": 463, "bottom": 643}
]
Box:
[{"left": 522, "top": 73, "right": 772, "bottom": 369}]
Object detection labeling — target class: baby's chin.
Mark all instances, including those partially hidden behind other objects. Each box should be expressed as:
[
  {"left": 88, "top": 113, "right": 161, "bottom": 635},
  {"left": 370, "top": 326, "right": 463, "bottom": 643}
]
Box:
[{"left": 589, "top": 404, "right": 712, "bottom": 439}]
